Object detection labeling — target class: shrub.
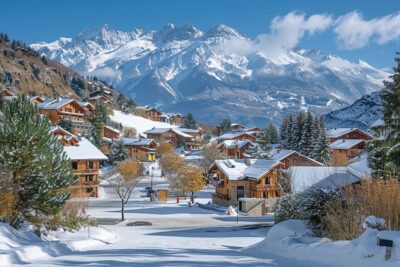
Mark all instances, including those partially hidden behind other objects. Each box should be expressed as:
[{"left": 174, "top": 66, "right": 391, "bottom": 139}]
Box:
[{"left": 274, "top": 195, "right": 297, "bottom": 223}]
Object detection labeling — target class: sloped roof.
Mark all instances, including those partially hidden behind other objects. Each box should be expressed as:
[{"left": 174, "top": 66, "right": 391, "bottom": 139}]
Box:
[
  {"left": 269, "top": 149, "right": 323, "bottom": 166},
  {"left": 212, "top": 159, "right": 248, "bottom": 180},
  {"left": 330, "top": 139, "right": 365, "bottom": 150},
  {"left": 41, "top": 99, "right": 79, "bottom": 110},
  {"left": 218, "top": 139, "right": 251, "bottom": 149},
  {"left": 104, "top": 125, "right": 121, "bottom": 134},
  {"left": 144, "top": 128, "right": 192, "bottom": 138},
  {"left": 121, "top": 137, "right": 155, "bottom": 146},
  {"left": 63, "top": 137, "right": 108, "bottom": 160},
  {"left": 288, "top": 166, "right": 358, "bottom": 193},
  {"left": 326, "top": 128, "right": 373, "bottom": 139},
  {"left": 243, "top": 159, "right": 280, "bottom": 179},
  {"left": 178, "top": 128, "right": 203, "bottom": 134},
  {"left": 217, "top": 131, "right": 255, "bottom": 141},
  {"left": 347, "top": 153, "right": 371, "bottom": 178},
  {"left": 37, "top": 98, "right": 57, "bottom": 108}
]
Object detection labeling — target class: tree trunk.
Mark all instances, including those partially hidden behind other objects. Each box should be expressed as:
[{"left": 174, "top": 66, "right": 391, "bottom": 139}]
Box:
[
  {"left": 191, "top": 192, "right": 194, "bottom": 203},
  {"left": 121, "top": 200, "right": 125, "bottom": 221}
]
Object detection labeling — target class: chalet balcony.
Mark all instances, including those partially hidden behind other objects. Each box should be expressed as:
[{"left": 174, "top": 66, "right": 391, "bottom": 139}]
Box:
[
  {"left": 251, "top": 184, "right": 277, "bottom": 191},
  {"left": 74, "top": 168, "right": 99, "bottom": 175}
]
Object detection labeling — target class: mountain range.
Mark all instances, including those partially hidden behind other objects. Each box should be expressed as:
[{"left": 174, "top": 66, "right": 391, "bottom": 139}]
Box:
[{"left": 31, "top": 24, "right": 389, "bottom": 125}]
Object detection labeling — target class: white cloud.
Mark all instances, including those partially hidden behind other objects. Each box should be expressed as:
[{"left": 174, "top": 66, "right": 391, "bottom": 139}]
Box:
[
  {"left": 220, "top": 12, "right": 332, "bottom": 59},
  {"left": 334, "top": 11, "right": 400, "bottom": 49}
]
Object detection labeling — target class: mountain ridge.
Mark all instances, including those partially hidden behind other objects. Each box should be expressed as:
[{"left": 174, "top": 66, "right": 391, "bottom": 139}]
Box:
[{"left": 31, "top": 24, "right": 390, "bottom": 125}]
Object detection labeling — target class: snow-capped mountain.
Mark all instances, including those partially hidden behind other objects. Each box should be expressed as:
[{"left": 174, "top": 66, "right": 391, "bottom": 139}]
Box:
[
  {"left": 323, "top": 91, "right": 383, "bottom": 131},
  {"left": 31, "top": 24, "right": 390, "bottom": 125}
]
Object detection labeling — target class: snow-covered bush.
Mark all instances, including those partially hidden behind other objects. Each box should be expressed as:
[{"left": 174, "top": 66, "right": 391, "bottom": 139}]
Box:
[
  {"left": 295, "top": 187, "right": 341, "bottom": 235},
  {"left": 363, "top": 216, "right": 386, "bottom": 230},
  {"left": 274, "top": 195, "right": 297, "bottom": 223}
]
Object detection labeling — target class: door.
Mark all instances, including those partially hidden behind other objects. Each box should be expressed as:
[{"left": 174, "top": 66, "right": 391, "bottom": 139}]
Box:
[{"left": 237, "top": 186, "right": 244, "bottom": 200}]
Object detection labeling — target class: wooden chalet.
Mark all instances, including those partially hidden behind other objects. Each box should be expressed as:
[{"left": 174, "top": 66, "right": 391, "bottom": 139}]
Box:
[
  {"left": 104, "top": 125, "right": 121, "bottom": 140},
  {"left": 38, "top": 99, "right": 90, "bottom": 134},
  {"left": 326, "top": 128, "right": 374, "bottom": 143},
  {"left": 28, "top": 96, "right": 44, "bottom": 105},
  {"left": 88, "top": 95, "right": 112, "bottom": 107},
  {"left": 217, "top": 131, "right": 257, "bottom": 144},
  {"left": 269, "top": 149, "right": 323, "bottom": 169},
  {"left": 161, "top": 113, "right": 184, "bottom": 126},
  {"left": 0, "top": 88, "right": 17, "bottom": 101},
  {"left": 50, "top": 126, "right": 107, "bottom": 198},
  {"left": 231, "top": 123, "right": 247, "bottom": 131},
  {"left": 144, "top": 128, "right": 192, "bottom": 148},
  {"left": 79, "top": 101, "right": 95, "bottom": 116},
  {"left": 122, "top": 138, "right": 157, "bottom": 161},
  {"left": 208, "top": 159, "right": 283, "bottom": 206},
  {"left": 178, "top": 128, "right": 205, "bottom": 150},
  {"left": 136, "top": 106, "right": 162, "bottom": 122},
  {"left": 217, "top": 139, "right": 252, "bottom": 159}
]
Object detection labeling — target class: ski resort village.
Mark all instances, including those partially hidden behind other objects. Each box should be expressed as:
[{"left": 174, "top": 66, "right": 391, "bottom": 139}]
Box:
[{"left": 1, "top": 2, "right": 400, "bottom": 266}]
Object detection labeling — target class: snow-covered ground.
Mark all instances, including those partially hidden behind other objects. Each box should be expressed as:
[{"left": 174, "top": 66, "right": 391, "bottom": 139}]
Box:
[
  {"left": 2, "top": 167, "right": 400, "bottom": 266},
  {"left": 109, "top": 110, "right": 177, "bottom": 135}
]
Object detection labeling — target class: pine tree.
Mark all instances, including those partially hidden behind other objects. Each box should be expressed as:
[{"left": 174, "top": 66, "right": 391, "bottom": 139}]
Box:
[
  {"left": 86, "top": 101, "right": 107, "bottom": 148},
  {"left": 280, "top": 116, "right": 289, "bottom": 148},
  {"left": 257, "top": 128, "right": 272, "bottom": 153},
  {"left": 312, "top": 124, "right": 331, "bottom": 165},
  {"left": 368, "top": 54, "right": 400, "bottom": 178},
  {"left": 0, "top": 96, "right": 75, "bottom": 218},
  {"left": 218, "top": 118, "right": 232, "bottom": 134},
  {"left": 267, "top": 123, "right": 279, "bottom": 144},
  {"left": 299, "top": 112, "right": 314, "bottom": 156},
  {"left": 109, "top": 139, "right": 129, "bottom": 165},
  {"left": 183, "top": 112, "right": 197, "bottom": 129}
]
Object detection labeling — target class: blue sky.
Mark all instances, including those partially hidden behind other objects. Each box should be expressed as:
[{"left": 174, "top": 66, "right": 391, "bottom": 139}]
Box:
[{"left": 1, "top": 0, "right": 400, "bottom": 68}]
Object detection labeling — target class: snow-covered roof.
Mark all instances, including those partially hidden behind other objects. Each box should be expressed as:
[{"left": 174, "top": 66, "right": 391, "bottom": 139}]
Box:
[
  {"left": 50, "top": 125, "right": 76, "bottom": 138},
  {"left": 269, "top": 149, "right": 323, "bottom": 166},
  {"left": 37, "top": 98, "right": 57, "bottom": 108},
  {"left": 243, "top": 159, "right": 280, "bottom": 179},
  {"left": 218, "top": 139, "right": 251, "bottom": 149},
  {"left": 121, "top": 137, "right": 155, "bottom": 146},
  {"left": 41, "top": 99, "right": 77, "bottom": 110},
  {"left": 329, "top": 139, "right": 365, "bottom": 150},
  {"left": 347, "top": 153, "right": 371, "bottom": 178},
  {"left": 63, "top": 137, "right": 108, "bottom": 160},
  {"left": 104, "top": 125, "right": 121, "bottom": 134},
  {"left": 28, "top": 95, "right": 43, "bottom": 102},
  {"left": 79, "top": 101, "right": 94, "bottom": 108},
  {"left": 136, "top": 105, "right": 161, "bottom": 112},
  {"left": 326, "top": 128, "right": 373, "bottom": 139},
  {"left": 178, "top": 128, "right": 203, "bottom": 134},
  {"left": 144, "top": 128, "right": 192, "bottom": 138},
  {"left": 217, "top": 131, "right": 254, "bottom": 141},
  {"left": 231, "top": 123, "right": 247, "bottom": 129},
  {"left": 212, "top": 160, "right": 248, "bottom": 180},
  {"left": 288, "top": 166, "right": 359, "bottom": 193}
]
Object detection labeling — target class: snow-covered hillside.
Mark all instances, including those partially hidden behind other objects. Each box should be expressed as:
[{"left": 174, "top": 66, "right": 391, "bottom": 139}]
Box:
[
  {"left": 32, "top": 24, "right": 390, "bottom": 125},
  {"left": 109, "top": 110, "right": 177, "bottom": 135},
  {"left": 323, "top": 91, "right": 383, "bottom": 131}
]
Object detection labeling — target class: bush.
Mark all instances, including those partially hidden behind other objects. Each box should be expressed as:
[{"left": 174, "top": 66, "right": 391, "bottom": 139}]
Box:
[{"left": 274, "top": 195, "right": 297, "bottom": 223}]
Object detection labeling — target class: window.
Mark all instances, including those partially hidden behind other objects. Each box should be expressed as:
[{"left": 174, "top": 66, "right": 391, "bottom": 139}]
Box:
[
  {"left": 86, "top": 161, "right": 94, "bottom": 169},
  {"left": 86, "top": 187, "right": 93, "bottom": 193},
  {"left": 86, "top": 175, "right": 94, "bottom": 182},
  {"left": 72, "top": 161, "right": 78, "bottom": 170}
]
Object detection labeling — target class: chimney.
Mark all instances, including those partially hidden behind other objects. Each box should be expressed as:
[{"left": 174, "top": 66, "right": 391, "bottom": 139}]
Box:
[{"left": 244, "top": 158, "right": 251, "bottom": 166}]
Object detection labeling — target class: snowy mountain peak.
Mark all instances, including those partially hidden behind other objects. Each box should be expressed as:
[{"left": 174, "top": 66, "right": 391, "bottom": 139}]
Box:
[
  {"left": 205, "top": 24, "right": 243, "bottom": 39},
  {"left": 153, "top": 23, "right": 203, "bottom": 42}
]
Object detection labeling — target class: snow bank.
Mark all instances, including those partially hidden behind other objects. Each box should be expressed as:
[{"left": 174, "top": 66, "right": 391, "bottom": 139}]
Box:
[
  {"left": 243, "top": 219, "right": 400, "bottom": 267},
  {"left": 0, "top": 222, "right": 117, "bottom": 265},
  {"left": 109, "top": 110, "right": 177, "bottom": 135}
]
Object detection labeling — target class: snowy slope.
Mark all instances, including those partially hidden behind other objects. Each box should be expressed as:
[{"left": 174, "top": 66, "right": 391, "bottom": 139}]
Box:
[
  {"left": 323, "top": 91, "right": 383, "bottom": 131},
  {"left": 109, "top": 110, "right": 177, "bottom": 135},
  {"left": 32, "top": 24, "right": 390, "bottom": 125}
]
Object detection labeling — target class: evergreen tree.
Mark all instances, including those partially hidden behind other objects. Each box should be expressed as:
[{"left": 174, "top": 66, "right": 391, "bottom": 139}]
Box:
[
  {"left": 368, "top": 54, "right": 400, "bottom": 178},
  {"left": 280, "top": 116, "right": 289, "bottom": 148},
  {"left": 299, "top": 112, "right": 315, "bottom": 156},
  {"left": 257, "top": 128, "right": 272, "bottom": 153},
  {"left": 0, "top": 96, "right": 75, "bottom": 218},
  {"left": 267, "top": 123, "right": 280, "bottom": 144},
  {"left": 311, "top": 123, "right": 331, "bottom": 165},
  {"left": 109, "top": 139, "right": 129, "bottom": 165},
  {"left": 86, "top": 102, "right": 107, "bottom": 148},
  {"left": 218, "top": 118, "right": 232, "bottom": 134},
  {"left": 183, "top": 112, "right": 197, "bottom": 129}
]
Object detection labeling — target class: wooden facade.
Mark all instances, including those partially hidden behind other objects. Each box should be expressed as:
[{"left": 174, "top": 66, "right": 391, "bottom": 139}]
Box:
[
  {"left": 69, "top": 159, "right": 100, "bottom": 198},
  {"left": 125, "top": 140, "right": 157, "bottom": 161},
  {"left": 88, "top": 95, "right": 112, "bottom": 107},
  {"left": 275, "top": 152, "right": 323, "bottom": 169},
  {"left": 137, "top": 107, "right": 162, "bottom": 122},
  {"left": 146, "top": 130, "right": 179, "bottom": 147}
]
